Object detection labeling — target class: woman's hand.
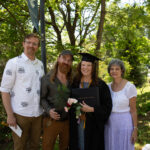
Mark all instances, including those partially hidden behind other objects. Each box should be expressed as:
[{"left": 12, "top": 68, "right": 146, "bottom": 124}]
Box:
[
  {"left": 131, "top": 128, "right": 137, "bottom": 144},
  {"left": 80, "top": 101, "right": 94, "bottom": 112}
]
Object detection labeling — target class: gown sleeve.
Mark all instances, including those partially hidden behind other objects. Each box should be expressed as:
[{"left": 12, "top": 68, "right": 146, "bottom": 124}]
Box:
[{"left": 94, "top": 80, "right": 112, "bottom": 123}]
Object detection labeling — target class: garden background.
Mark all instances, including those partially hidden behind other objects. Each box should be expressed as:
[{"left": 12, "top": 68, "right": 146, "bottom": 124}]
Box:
[{"left": 0, "top": 0, "right": 150, "bottom": 149}]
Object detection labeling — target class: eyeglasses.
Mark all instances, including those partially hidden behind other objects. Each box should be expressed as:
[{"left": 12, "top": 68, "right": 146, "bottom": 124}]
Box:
[{"left": 25, "top": 41, "right": 39, "bottom": 46}]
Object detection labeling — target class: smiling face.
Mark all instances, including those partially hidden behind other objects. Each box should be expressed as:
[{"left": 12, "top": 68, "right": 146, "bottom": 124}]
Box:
[
  {"left": 81, "top": 61, "right": 93, "bottom": 77},
  {"left": 109, "top": 64, "right": 123, "bottom": 79},
  {"left": 23, "top": 37, "right": 39, "bottom": 58}
]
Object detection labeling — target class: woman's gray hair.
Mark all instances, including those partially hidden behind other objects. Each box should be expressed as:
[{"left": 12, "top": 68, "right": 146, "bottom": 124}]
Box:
[{"left": 108, "top": 59, "right": 125, "bottom": 77}]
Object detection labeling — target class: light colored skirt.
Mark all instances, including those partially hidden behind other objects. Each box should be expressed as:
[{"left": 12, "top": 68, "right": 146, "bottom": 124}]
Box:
[{"left": 105, "top": 112, "right": 134, "bottom": 150}]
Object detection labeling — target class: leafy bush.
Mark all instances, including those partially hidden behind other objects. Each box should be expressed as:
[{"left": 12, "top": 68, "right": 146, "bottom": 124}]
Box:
[
  {"left": 137, "top": 92, "right": 150, "bottom": 116},
  {"left": 0, "top": 98, "right": 12, "bottom": 145}
]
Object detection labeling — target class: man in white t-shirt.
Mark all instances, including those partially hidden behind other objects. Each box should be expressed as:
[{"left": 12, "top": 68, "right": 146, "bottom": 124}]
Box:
[{"left": 0, "top": 33, "right": 44, "bottom": 150}]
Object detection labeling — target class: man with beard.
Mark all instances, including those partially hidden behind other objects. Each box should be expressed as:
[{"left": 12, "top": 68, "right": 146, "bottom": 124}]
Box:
[
  {"left": 0, "top": 33, "right": 44, "bottom": 150},
  {"left": 41, "top": 50, "right": 74, "bottom": 150}
]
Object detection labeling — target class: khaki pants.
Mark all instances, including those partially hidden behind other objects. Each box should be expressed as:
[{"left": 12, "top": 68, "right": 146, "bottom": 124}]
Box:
[
  {"left": 42, "top": 117, "right": 69, "bottom": 150},
  {"left": 12, "top": 113, "right": 42, "bottom": 150}
]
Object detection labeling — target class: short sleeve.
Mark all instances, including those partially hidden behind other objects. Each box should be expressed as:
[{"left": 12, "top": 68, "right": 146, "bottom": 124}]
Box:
[
  {"left": 0, "top": 59, "right": 16, "bottom": 93},
  {"left": 126, "top": 83, "right": 137, "bottom": 99}
]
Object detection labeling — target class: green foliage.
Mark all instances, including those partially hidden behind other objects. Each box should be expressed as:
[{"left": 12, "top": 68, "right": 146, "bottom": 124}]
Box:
[
  {"left": 128, "top": 65, "right": 148, "bottom": 87},
  {"left": 0, "top": 98, "right": 12, "bottom": 145},
  {"left": 136, "top": 83, "right": 150, "bottom": 148},
  {"left": 102, "top": 3, "right": 150, "bottom": 87},
  {"left": 54, "top": 84, "right": 70, "bottom": 110},
  {"left": 0, "top": 0, "right": 36, "bottom": 78},
  {"left": 137, "top": 91, "right": 150, "bottom": 116},
  {"left": 74, "top": 104, "right": 82, "bottom": 119}
]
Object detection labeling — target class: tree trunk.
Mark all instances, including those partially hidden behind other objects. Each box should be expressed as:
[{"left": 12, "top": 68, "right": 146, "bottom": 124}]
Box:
[
  {"left": 48, "top": 6, "right": 63, "bottom": 48},
  {"left": 58, "top": 1, "right": 79, "bottom": 47},
  {"left": 95, "top": 0, "right": 106, "bottom": 56}
]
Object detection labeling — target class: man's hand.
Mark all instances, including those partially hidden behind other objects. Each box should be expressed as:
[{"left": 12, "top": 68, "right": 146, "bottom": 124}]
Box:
[
  {"left": 1, "top": 92, "right": 17, "bottom": 128},
  {"left": 49, "top": 108, "right": 60, "bottom": 120},
  {"left": 7, "top": 114, "right": 17, "bottom": 128}
]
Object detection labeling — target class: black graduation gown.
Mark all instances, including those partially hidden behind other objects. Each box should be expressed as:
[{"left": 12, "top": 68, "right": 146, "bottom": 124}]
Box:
[{"left": 69, "top": 79, "right": 112, "bottom": 150}]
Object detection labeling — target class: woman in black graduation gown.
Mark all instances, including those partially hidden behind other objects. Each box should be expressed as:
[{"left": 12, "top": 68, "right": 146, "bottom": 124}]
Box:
[{"left": 69, "top": 53, "right": 112, "bottom": 150}]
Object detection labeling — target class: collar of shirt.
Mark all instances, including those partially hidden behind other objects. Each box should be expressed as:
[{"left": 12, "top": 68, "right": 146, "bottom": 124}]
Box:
[{"left": 22, "top": 53, "right": 38, "bottom": 65}]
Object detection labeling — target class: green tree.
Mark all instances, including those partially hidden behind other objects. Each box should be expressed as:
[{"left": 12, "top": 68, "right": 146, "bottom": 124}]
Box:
[{"left": 102, "top": 2, "right": 150, "bottom": 87}]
